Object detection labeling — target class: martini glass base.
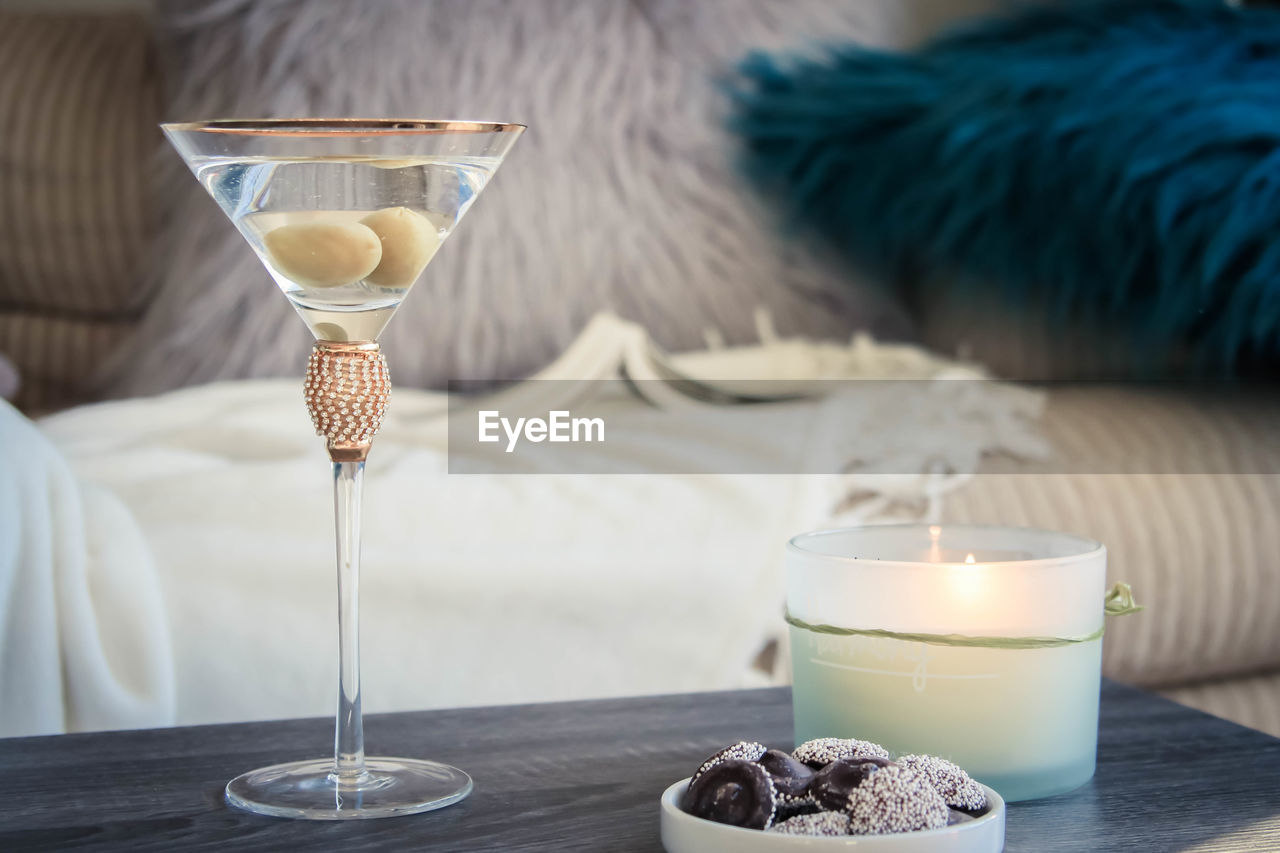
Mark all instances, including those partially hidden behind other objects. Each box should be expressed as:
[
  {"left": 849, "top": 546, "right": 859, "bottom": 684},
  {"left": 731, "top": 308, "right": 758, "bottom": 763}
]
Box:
[{"left": 225, "top": 757, "right": 472, "bottom": 820}]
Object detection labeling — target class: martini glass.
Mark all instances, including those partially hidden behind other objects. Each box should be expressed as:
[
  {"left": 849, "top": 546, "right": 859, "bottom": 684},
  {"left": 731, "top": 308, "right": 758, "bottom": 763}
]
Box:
[{"left": 163, "top": 119, "right": 524, "bottom": 820}]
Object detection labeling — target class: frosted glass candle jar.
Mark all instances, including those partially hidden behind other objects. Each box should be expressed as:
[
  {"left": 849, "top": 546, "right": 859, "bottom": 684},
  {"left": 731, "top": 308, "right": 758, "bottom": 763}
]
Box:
[{"left": 787, "top": 525, "right": 1106, "bottom": 802}]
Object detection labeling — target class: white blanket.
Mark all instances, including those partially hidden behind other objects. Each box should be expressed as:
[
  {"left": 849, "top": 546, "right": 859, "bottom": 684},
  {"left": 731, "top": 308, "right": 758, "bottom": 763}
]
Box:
[
  {"left": 0, "top": 401, "right": 173, "bottom": 736},
  {"left": 5, "top": 318, "right": 1045, "bottom": 733}
]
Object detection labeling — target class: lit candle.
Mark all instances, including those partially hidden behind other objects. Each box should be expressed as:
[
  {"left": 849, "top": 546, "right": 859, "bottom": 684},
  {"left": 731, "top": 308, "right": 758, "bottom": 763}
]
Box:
[{"left": 787, "top": 525, "right": 1107, "bottom": 802}]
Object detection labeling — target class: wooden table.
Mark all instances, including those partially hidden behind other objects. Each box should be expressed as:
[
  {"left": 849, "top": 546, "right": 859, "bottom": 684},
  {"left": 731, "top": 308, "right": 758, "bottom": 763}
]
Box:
[{"left": 1, "top": 680, "right": 1277, "bottom": 851}]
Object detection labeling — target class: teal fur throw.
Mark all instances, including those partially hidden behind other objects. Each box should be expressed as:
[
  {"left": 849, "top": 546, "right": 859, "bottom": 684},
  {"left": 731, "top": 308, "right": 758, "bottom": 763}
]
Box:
[{"left": 731, "top": 0, "right": 1280, "bottom": 373}]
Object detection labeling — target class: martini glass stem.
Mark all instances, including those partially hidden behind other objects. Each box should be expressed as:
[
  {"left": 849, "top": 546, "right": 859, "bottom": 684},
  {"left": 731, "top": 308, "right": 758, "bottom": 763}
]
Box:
[{"left": 333, "top": 459, "right": 367, "bottom": 782}]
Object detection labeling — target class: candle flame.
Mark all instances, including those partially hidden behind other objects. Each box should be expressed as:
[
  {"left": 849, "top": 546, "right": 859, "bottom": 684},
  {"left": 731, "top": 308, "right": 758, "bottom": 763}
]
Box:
[
  {"left": 929, "top": 525, "right": 941, "bottom": 539},
  {"left": 947, "top": 551, "right": 984, "bottom": 604}
]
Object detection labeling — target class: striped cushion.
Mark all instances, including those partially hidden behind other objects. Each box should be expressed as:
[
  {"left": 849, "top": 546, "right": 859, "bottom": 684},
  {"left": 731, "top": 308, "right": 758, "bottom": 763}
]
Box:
[
  {"left": 0, "top": 315, "right": 134, "bottom": 412},
  {"left": 0, "top": 12, "right": 157, "bottom": 412},
  {"left": 943, "top": 386, "right": 1280, "bottom": 688}
]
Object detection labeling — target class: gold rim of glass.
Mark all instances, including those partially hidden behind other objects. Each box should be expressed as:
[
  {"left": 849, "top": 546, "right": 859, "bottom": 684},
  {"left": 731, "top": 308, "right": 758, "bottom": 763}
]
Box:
[{"left": 161, "top": 118, "right": 526, "bottom": 136}]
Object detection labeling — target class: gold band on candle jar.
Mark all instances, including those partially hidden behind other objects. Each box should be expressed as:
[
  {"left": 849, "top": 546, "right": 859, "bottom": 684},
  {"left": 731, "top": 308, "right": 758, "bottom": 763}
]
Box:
[{"left": 784, "top": 582, "right": 1141, "bottom": 650}]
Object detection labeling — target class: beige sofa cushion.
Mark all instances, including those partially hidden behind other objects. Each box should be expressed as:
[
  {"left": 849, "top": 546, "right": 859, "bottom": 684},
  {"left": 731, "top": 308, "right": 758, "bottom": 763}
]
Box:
[
  {"left": 943, "top": 386, "right": 1280, "bottom": 688},
  {"left": 0, "top": 12, "right": 157, "bottom": 412},
  {"left": 1162, "top": 671, "right": 1280, "bottom": 739}
]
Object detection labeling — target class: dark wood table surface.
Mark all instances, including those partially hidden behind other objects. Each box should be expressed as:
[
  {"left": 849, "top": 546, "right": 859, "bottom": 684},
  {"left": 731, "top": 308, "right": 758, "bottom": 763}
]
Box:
[{"left": 1, "top": 680, "right": 1278, "bottom": 851}]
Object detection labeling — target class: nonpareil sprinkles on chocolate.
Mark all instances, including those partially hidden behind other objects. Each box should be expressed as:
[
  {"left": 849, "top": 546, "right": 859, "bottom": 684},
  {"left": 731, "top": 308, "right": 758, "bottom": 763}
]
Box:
[
  {"left": 689, "top": 741, "right": 767, "bottom": 786},
  {"left": 767, "top": 810, "right": 852, "bottom": 837},
  {"left": 793, "top": 737, "right": 891, "bottom": 768},
  {"left": 846, "top": 764, "right": 949, "bottom": 835},
  {"left": 897, "top": 754, "right": 988, "bottom": 811}
]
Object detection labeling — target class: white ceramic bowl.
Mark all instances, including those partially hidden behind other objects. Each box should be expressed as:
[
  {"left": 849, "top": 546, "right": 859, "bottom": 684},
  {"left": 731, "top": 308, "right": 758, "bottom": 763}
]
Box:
[{"left": 660, "top": 778, "right": 1005, "bottom": 853}]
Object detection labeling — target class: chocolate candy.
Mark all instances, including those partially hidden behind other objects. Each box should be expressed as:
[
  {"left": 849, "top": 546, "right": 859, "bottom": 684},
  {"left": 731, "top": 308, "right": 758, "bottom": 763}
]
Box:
[
  {"left": 757, "top": 748, "right": 814, "bottom": 798},
  {"left": 809, "top": 756, "right": 893, "bottom": 810},
  {"left": 847, "top": 765, "right": 949, "bottom": 835},
  {"left": 680, "top": 739, "right": 986, "bottom": 838},
  {"left": 896, "top": 754, "right": 988, "bottom": 811},
  {"left": 689, "top": 741, "right": 766, "bottom": 787},
  {"left": 793, "top": 737, "right": 890, "bottom": 768},
  {"left": 767, "top": 810, "right": 851, "bottom": 837},
  {"left": 681, "top": 759, "right": 778, "bottom": 830}
]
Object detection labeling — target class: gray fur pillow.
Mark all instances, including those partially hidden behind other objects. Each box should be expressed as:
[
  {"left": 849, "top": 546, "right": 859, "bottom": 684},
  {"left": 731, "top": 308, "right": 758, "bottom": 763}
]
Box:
[{"left": 106, "top": 0, "right": 947, "bottom": 396}]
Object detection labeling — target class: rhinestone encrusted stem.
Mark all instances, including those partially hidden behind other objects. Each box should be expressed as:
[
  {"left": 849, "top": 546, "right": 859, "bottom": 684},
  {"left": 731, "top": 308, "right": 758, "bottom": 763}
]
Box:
[{"left": 303, "top": 341, "right": 390, "bottom": 463}]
